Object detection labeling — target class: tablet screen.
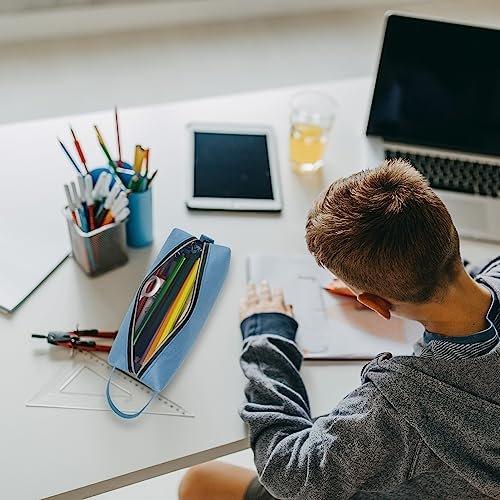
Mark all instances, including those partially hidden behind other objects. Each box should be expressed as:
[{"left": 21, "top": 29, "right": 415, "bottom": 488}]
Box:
[{"left": 193, "top": 132, "right": 274, "bottom": 199}]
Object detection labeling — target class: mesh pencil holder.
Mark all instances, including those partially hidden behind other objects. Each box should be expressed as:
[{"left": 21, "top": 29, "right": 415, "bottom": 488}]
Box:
[{"left": 65, "top": 208, "right": 129, "bottom": 277}]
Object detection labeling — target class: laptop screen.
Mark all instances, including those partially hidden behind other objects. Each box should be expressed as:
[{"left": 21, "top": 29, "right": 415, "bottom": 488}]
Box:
[{"left": 367, "top": 15, "right": 500, "bottom": 157}]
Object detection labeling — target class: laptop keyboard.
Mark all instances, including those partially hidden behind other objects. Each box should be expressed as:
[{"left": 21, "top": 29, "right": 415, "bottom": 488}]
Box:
[{"left": 384, "top": 150, "right": 500, "bottom": 198}]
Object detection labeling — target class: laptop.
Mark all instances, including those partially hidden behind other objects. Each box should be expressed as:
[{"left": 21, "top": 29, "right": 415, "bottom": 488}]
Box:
[{"left": 366, "top": 13, "right": 500, "bottom": 241}]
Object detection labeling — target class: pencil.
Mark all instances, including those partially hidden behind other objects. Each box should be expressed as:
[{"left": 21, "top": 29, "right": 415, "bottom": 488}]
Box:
[
  {"left": 142, "top": 259, "right": 200, "bottom": 365},
  {"left": 69, "top": 125, "right": 89, "bottom": 174},
  {"left": 133, "top": 256, "right": 186, "bottom": 342},
  {"left": 133, "top": 145, "right": 146, "bottom": 174},
  {"left": 147, "top": 170, "right": 158, "bottom": 187},
  {"left": 114, "top": 106, "right": 122, "bottom": 166},
  {"left": 94, "top": 125, "right": 116, "bottom": 169},
  {"left": 58, "top": 138, "right": 83, "bottom": 176}
]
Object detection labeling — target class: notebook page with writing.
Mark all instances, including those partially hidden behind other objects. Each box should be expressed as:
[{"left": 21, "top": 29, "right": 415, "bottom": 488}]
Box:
[{"left": 247, "top": 255, "right": 423, "bottom": 359}]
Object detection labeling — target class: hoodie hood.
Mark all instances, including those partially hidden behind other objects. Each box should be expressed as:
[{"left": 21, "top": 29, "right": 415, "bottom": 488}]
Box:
[{"left": 363, "top": 345, "right": 500, "bottom": 498}]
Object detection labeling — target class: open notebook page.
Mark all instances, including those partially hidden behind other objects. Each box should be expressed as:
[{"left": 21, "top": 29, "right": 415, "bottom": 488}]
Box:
[{"left": 247, "top": 254, "right": 423, "bottom": 359}]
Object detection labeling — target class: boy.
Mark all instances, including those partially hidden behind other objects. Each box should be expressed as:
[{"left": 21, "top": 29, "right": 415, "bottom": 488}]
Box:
[{"left": 179, "top": 160, "right": 500, "bottom": 499}]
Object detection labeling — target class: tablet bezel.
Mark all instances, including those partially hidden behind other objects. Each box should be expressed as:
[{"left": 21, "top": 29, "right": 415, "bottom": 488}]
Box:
[{"left": 186, "top": 122, "right": 282, "bottom": 212}]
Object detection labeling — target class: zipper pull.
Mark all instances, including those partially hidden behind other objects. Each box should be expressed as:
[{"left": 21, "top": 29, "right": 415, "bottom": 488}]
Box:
[{"left": 200, "top": 235, "right": 214, "bottom": 244}]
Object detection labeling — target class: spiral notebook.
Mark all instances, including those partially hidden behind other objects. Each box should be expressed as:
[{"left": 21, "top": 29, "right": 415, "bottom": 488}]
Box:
[{"left": 247, "top": 254, "right": 423, "bottom": 360}]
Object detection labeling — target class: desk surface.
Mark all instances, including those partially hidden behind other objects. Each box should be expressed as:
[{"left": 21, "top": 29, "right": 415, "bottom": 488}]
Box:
[{"left": 2, "top": 77, "right": 499, "bottom": 499}]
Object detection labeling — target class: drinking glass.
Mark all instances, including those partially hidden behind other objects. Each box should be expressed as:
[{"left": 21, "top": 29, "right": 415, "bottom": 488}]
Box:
[{"left": 289, "top": 91, "right": 338, "bottom": 174}]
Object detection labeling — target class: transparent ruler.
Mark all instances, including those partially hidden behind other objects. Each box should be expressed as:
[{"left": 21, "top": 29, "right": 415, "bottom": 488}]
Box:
[{"left": 27, "top": 349, "right": 194, "bottom": 418}]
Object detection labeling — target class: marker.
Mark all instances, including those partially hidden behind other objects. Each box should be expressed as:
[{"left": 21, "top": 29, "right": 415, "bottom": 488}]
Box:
[
  {"left": 77, "top": 175, "right": 90, "bottom": 229},
  {"left": 58, "top": 138, "right": 83, "bottom": 176},
  {"left": 114, "top": 206, "right": 129, "bottom": 223},
  {"left": 102, "top": 195, "right": 128, "bottom": 225},
  {"left": 64, "top": 184, "right": 79, "bottom": 226},
  {"left": 70, "top": 125, "right": 89, "bottom": 174},
  {"left": 102, "top": 201, "right": 129, "bottom": 226},
  {"left": 84, "top": 175, "right": 96, "bottom": 231},
  {"left": 95, "top": 182, "right": 121, "bottom": 226},
  {"left": 70, "top": 181, "right": 88, "bottom": 232},
  {"left": 94, "top": 125, "right": 116, "bottom": 169},
  {"left": 92, "top": 172, "right": 107, "bottom": 200}
]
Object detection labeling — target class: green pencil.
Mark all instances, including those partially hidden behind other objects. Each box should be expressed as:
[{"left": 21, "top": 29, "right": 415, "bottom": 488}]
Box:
[
  {"left": 94, "top": 125, "right": 117, "bottom": 169},
  {"left": 133, "top": 256, "right": 186, "bottom": 343}
]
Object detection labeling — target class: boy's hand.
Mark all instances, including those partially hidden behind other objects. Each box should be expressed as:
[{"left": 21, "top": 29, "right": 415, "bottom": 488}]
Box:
[{"left": 240, "top": 281, "right": 294, "bottom": 321}]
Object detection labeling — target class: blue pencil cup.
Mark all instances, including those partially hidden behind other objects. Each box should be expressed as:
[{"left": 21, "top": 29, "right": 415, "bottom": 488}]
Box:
[
  {"left": 127, "top": 188, "right": 153, "bottom": 247},
  {"left": 90, "top": 165, "right": 153, "bottom": 248}
]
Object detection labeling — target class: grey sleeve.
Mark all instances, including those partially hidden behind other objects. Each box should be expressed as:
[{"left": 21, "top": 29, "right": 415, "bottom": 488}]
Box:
[
  {"left": 466, "top": 256, "right": 500, "bottom": 278},
  {"left": 239, "top": 335, "right": 414, "bottom": 500}
]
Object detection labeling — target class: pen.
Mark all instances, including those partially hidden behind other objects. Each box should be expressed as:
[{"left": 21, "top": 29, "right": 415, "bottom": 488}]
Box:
[
  {"left": 102, "top": 203, "right": 129, "bottom": 226},
  {"left": 71, "top": 181, "right": 88, "bottom": 232},
  {"left": 64, "top": 184, "right": 79, "bottom": 227},
  {"left": 92, "top": 171, "right": 112, "bottom": 213},
  {"left": 95, "top": 182, "right": 121, "bottom": 226},
  {"left": 94, "top": 125, "right": 116, "bottom": 169},
  {"left": 102, "top": 192, "right": 128, "bottom": 225},
  {"left": 84, "top": 175, "right": 96, "bottom": 231},
  {"left": 70, "top": 126, "right": 89, "bottom": 174},
  {"left": 58, "top": 138, "right": 83, "bottom": 176}
]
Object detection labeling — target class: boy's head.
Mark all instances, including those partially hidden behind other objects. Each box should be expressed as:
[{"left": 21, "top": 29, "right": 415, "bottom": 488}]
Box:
[{"left": 305, "top": 159, "right": 461, "bottom": 316}]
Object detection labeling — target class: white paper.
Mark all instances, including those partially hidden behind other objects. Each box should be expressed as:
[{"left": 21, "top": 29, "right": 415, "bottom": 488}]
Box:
[{"left": 247, "top": 254, "right": 423, "bottom": 359}]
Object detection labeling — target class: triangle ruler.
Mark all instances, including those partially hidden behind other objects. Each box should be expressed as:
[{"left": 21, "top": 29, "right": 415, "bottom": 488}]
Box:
[{"left": 26, "top": 350, "right": 194, "bottom": 417}]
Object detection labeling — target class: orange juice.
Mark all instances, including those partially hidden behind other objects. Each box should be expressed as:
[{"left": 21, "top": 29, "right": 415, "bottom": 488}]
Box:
[{"left": 290, "top": 123, "right": 328, "bottom": 174}]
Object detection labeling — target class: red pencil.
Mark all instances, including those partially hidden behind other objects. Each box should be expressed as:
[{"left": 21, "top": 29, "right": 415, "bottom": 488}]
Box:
[{"left": 69, "top": 126, "right": 89, "bottom": 174}]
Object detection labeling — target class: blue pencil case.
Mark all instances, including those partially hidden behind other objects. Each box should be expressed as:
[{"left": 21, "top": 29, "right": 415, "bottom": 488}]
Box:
[{"left": 107, "top": 227, "right": 231, "bottom": 418}]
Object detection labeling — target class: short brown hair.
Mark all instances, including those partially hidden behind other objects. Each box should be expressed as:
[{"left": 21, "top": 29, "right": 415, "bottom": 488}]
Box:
[{"left": 305, "top": 159, "right": 460, "bottom": 303}]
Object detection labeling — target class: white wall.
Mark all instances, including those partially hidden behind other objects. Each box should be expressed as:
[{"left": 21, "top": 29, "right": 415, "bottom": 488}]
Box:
[{"left": 3, "top": 0, "right": 500, "bottom": 126}]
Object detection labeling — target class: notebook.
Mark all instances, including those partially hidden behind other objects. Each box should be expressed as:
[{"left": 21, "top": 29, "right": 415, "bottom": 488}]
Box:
[
  {"left": 0, "top": 123, "right": 70, "bottom": 313},
  {"left": 247, "top": 255, "right": 423, "bottom": 360}
]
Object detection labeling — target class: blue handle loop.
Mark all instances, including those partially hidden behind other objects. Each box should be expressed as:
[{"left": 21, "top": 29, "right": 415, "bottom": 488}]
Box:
[{"left": 106, "top": 368, "right": 157, "bottom": 419}]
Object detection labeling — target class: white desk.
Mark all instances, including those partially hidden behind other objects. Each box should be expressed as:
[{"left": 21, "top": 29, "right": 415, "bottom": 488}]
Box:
[{"left": 2, "top": 77, "right": 499, "bottom": 499}]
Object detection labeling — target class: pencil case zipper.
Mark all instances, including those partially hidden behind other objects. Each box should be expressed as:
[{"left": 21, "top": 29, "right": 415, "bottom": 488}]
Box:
[{"left": 127, "top": 237, "right": 209, "bottom": 375}]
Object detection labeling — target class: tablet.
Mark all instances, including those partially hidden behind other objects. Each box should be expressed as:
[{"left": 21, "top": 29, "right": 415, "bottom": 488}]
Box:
[{"left": 186, "top": 123, "right": 282, "bottom": 211}]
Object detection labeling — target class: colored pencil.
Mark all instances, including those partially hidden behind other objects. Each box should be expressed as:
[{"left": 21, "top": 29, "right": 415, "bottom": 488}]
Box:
[
  {"left": 147, "top": 170, "right": 158, "bottom": 187},
  {"left": 132, "top": 252, "right": 198, "bottom": 368},
  {"left": 142, "top": 259, "right": 200, "bottom": 365},
  {"left": 94, "top": 125, "right": 116, "bottom": 169},
  {"left": 133, "top": 256, "right": 186, "bottom": 343},
  {"left": 69, "top": 125, "right": 89, "bottom": 174},
  {"left": 58, "top": 138, "right": 83, "bottom": 176},
  {"left": 114, "top": 106, "right": 122, "bottom": 166}
]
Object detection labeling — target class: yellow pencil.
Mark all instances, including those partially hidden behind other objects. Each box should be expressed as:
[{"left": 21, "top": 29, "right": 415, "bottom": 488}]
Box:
[
  {"left": 142, "top": 259, "right": 200, "bottom": 365},
  {"left": 133, "top": 145, "right": 146, "bottom": 174}
]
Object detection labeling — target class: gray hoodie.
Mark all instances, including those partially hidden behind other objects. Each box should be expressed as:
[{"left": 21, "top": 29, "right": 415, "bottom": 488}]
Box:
[{"left": 239, "top": 262, "right": 500, "bottom": 499}]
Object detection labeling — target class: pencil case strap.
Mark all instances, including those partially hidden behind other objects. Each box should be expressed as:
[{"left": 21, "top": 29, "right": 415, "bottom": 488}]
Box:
[{"left": 106, "top": 368, "right": 157, "bottom": 419}]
